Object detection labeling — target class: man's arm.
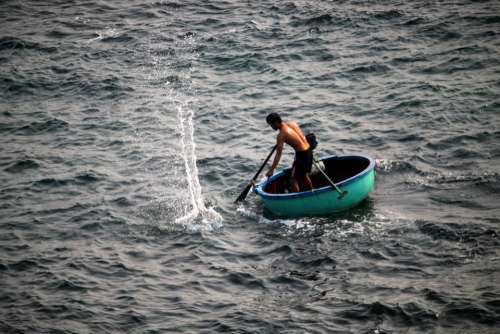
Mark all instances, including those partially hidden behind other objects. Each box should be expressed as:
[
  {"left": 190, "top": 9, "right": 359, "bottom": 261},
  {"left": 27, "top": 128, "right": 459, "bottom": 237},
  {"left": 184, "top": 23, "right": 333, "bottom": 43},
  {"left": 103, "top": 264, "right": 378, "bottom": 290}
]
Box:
[{"left": 266, "top": 132, "right": 285, "bottom": 177}]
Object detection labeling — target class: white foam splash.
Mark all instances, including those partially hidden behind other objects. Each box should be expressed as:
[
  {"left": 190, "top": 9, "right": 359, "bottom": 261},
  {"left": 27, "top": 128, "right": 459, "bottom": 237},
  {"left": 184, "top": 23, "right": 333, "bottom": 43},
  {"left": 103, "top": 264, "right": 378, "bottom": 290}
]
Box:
[
  {"left": 174, "top": 100, "right": 223, "bottom": 229},
  {"left": 158, "top": 35, "right": 222, "bottom": 230},
  {"left": 132, "top": 34, "right": 223, "bottom": 231}
]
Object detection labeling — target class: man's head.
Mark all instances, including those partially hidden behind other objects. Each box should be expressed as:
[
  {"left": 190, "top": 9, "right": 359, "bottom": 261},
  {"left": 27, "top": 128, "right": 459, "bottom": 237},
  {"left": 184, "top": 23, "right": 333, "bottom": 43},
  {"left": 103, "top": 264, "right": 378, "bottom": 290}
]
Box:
[{"left": 266, "top": 112, "right": 282, "bottom": 130}]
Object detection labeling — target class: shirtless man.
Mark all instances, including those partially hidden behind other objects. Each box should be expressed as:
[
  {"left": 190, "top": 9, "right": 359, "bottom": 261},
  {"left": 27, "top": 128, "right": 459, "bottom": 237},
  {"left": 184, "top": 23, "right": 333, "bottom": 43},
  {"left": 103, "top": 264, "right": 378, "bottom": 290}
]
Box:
[{"left": 265, "top": 113, "right": 313, "bottom": 192}]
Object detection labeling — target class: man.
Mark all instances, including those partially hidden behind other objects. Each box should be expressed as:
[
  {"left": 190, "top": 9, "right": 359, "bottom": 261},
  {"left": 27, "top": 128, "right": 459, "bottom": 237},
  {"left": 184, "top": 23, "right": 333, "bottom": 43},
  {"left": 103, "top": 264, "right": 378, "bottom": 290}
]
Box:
[{"left": 265, "top": 113, "right": 313, "bottom": 192}]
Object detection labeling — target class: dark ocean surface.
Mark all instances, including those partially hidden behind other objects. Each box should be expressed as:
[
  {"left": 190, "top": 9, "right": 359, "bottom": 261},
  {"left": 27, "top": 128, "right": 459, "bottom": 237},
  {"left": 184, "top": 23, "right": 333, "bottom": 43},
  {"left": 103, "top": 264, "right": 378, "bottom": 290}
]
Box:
[{"left": 1, "top": 0, "right": 500, "bottom": 333}]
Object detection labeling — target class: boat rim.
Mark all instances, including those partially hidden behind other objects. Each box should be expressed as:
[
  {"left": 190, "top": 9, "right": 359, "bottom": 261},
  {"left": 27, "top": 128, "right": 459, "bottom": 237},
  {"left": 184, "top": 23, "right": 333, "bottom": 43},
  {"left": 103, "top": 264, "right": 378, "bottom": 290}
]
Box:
[{"left": 253, "top": 154, "right": 376, "bottom": 200}]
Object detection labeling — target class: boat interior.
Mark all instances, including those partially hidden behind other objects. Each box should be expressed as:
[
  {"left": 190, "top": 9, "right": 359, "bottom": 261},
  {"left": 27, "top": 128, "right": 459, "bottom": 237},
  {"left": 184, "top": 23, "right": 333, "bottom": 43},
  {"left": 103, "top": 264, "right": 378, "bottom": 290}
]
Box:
[{"left": 263, "top": 156, "right": 370, "bottom": 194}]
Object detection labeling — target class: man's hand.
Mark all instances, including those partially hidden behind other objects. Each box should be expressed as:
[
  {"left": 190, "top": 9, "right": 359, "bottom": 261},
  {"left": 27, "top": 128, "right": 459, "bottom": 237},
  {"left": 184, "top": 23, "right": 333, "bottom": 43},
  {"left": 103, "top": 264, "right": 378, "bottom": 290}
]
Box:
[{"left": 265, "top": 169, "right": 274, "bottom": 177}]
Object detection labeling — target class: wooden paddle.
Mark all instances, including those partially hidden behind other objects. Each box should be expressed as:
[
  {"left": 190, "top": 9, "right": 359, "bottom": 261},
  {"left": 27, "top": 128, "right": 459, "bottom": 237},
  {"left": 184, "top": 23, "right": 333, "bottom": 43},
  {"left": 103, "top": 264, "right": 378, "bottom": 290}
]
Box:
[
  {"left": 235, "top": 145, "right": 277, "bottom": 203},
  {"left": 313, "top": 159, "right": 348, "bottom": 200}
]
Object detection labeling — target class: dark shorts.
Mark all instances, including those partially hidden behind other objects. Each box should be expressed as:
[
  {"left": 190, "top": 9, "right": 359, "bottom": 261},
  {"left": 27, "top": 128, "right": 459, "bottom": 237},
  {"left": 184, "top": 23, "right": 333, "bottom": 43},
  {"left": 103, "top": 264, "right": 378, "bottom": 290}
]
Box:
[{"left": 292, "top": 148, "right": 313, "bottom": 181}]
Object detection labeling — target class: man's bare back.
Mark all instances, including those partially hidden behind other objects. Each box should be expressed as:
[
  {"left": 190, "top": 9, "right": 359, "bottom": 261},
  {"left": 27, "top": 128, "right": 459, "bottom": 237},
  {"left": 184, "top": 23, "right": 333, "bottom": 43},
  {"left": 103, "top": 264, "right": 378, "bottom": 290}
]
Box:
[{"left": 279, "top": 121, "right": 310, "bottom": 153}]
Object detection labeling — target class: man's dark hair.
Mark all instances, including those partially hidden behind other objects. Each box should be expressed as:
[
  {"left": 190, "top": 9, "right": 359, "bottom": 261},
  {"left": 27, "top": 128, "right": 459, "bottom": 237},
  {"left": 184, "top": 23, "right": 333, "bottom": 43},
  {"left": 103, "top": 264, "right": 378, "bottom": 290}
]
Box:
[{"left": 266, "top": 112, "right": 282, "bottom": 125}]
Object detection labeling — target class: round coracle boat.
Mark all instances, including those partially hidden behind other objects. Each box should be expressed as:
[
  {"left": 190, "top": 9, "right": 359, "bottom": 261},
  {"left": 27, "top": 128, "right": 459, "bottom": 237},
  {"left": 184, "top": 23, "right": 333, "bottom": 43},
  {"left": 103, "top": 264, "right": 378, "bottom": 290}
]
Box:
[{"left": 254, "top": 154, "right": 376, "bottom": 217}]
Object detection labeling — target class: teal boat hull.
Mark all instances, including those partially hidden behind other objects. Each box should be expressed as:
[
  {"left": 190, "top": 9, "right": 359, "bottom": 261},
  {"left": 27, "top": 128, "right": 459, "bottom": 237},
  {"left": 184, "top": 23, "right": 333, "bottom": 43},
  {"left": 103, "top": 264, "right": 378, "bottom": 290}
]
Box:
[{"left": 254, "top": 155, "right": 376, "bottom": 217}]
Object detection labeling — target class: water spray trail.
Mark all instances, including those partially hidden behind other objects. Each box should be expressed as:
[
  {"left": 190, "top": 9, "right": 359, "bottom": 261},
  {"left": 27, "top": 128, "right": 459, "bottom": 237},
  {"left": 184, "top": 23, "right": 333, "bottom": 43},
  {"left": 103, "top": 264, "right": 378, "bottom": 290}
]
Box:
[
  {"left": 174, "top": 94, "right": 222, "bottom": 227},
  {"left": 176, "top": 103, "right": 200, "bottom": 223},
  {"left": 142, "top": 34, "right": 222, "bottom": 228}
]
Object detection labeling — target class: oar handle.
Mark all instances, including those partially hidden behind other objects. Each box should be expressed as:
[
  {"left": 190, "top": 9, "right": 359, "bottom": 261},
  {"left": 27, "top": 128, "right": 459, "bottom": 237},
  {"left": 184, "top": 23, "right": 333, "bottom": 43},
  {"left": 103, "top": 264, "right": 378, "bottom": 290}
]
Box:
[
  {"left": 250, "top": 145, "right": 277, "bottom": 182},
  {"left": 313, "top": 159, "right": 347, "bottom": 199},
  {"left": 235, "top": 145, "right": 277, "bottom": 203}
]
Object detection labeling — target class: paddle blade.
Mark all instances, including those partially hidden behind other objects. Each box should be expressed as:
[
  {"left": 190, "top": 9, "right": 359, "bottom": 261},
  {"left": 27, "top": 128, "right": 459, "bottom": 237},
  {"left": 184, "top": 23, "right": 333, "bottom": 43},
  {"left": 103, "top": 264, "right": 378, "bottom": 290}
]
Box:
[{"left": 235, "top": 183, "right": 252, "bottom": 203}]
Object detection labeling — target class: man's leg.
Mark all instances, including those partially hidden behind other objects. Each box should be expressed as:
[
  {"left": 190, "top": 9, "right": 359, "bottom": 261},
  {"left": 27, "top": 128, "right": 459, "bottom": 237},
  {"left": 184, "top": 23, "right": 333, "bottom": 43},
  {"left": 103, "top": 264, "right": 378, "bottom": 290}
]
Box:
[
  {"left": 291, "top": 173, "right": 311, "bottom": 192},
  {"left": 291, "top": 168, "right": 301, "bottom": 193},
  {"left": 303, "top": 149, "right": 314, "bottom": 191},
  {"left": 303, "top": 174, "right": 313, "bottom": 191}
]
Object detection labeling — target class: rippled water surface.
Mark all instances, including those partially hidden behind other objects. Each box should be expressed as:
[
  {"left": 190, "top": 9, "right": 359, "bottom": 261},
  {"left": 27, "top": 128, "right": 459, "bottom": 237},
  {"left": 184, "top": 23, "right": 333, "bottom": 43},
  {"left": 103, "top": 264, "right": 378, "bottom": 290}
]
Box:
[{"left": 1, "top": 0, "right": 500, "bottom": 333}]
